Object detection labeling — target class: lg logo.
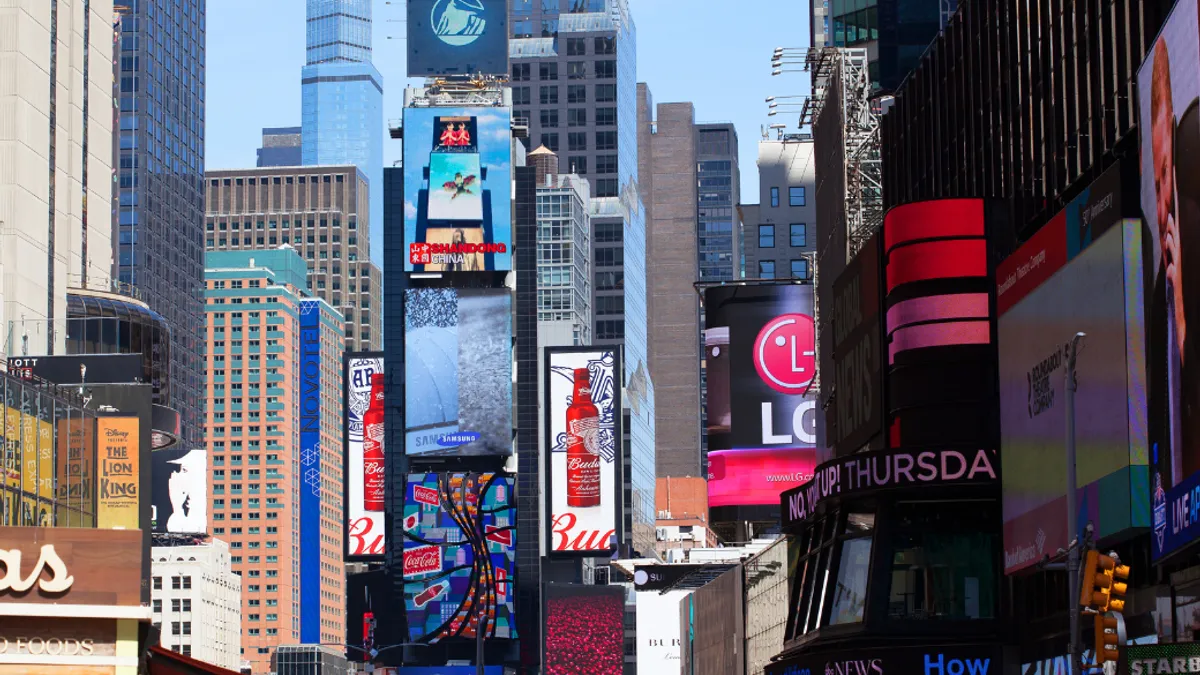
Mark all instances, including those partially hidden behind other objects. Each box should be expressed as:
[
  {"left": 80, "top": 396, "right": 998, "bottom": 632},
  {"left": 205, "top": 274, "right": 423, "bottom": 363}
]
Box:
[{"left": 754, "top": 313, "right": 816, "bottom": 394}]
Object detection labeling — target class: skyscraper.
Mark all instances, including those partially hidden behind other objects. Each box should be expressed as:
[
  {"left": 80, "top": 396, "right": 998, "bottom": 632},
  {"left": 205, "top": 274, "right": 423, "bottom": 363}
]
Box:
[
  {"left": 696, "top": 124, "right": 741, "bottom": 282},
  {"left": 257, "top": 127, "right": 303, "bottom": 168},
  {"left": 301, "top": 0, "right": 384, "bottom": 267},
  {"left": 811, "top": 0, "right": 956, "bottom": 91},
  {"left": 534, "top": 162, "right": 593, "bottom": 347},
  {"left": 115, "top": 0, "right": 207, "bottom": 446}
]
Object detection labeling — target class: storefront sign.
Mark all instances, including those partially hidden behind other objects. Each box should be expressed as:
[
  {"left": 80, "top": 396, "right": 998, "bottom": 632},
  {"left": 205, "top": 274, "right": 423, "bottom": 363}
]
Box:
[
  {"left": 766, "top": 645, "right": 1000, "bottom": 675},
  {"left": 1128, "top": 643, "right": 1200, "bottom": 674},
  {"left": 0, "top": 545, "right": 73, "bottom": 593},
  {"left": 781, "top": 447, "right": 998, "bottom": 527},
  {"left": 0, "top": 528, "right": 141, "bottom": 609}
]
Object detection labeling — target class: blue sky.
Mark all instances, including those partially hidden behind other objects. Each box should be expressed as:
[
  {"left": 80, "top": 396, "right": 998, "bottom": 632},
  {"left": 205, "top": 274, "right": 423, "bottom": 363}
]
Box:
[{"left": 205, "top": 0, "right": 811, "bottom": 200}]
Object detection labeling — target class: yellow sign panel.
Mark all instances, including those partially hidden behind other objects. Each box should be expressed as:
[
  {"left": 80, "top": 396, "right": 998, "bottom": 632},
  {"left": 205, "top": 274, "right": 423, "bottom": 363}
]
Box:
[{"left": 96, "top": 417, "right": 139, "bottom": 530}]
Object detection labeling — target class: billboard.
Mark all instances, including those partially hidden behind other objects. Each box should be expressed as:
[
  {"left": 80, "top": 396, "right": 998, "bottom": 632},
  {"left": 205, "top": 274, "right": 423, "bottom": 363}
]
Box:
[
  {"left": 6, "top": 354, "right": 144, "bottom": 385},
  {"left": 299, "top": 300, "right": 321, "bottom": 642},
  {"left": 405, "top": 288, "right": 513, "bottom": 456},
  {"left": 401, "top": 472, "right": 516, "bottom": 643},
  {"left": 345, "top": 353, "right": 386, "bottom": 559},
  {"left": 404, "top": 107, "right": 512, "bottom": 272},
  {"left": 703, "top": 284, "right": 819, "bottom": 507},
  {"left": 544, "top": 348, "right": 623, "bottom": 557},
  {"left": 636, "top": 589, "right": 688, "bottom": 671},
  {"left": 999, "top": 216, "right": 1148, "bottom": 572},
  {"left": 543, "top": 584, "right": 625, "bottom": 675},
  {"left": 1138, "top": 0, "right": 1200, "bottom": 560},
  {"left": 829, "top": 231, "right": 885, "bottom": 456},
  {"left": 407, "top": 0, "right": 508, "bottom": 78},
  {"left": 2, "top": 388, "right": 67, "bottom": 527},
  {"left": 150, "top": 448, "right": 206, "bottom": 534},
  {"left": 97, "top": 416, "right": 140, "bottom": 530}
]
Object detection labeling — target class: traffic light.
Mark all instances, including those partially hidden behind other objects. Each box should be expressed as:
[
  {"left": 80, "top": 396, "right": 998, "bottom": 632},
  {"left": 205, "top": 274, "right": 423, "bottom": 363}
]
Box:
[
  {"left": 1080, "top": 550, "right": 1131, "bottom": 613},
  {"left": 1094, "top": 613, "right": 1119, "bottom": 666}
]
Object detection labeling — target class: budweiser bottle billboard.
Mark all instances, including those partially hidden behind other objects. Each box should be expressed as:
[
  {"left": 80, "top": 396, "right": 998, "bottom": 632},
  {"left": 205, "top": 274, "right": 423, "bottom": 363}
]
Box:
[
  {"left": 363, "top": 373, "right": 385, "bottom": 512},
  {"left": 566, "top": 368, "right": 600, "bottom": 507}
]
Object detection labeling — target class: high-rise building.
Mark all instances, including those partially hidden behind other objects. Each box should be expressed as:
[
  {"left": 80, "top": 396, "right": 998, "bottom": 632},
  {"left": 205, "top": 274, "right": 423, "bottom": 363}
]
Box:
[
  {"left": 114, "top": 0, "right": 207, "bottom": 446},
  {"left": 743, "top": 138, "right": 816, "bottom": 281},
  {"left": 535, "top": 163, "right": 593, "bottom": 347},
  {"left": 696, "top": 124, "right": 741, "bottom": 283},
  {"left": 0, "top": 0, "right": 115, "bottom": 359},
  {"left": 301, "top": 0, "right": 383, "bottom": 267},
  {"left": 204, "top": 165, "right": 383, "bottom": 352},
  {"left": 151, "top": 539, "right": 243, "bottom": 670},
  {"left": 204, "top": 249, "right": 346, "bottom": 673},
  {"left": 258, "top": 127, "right": 303, "bottom": 168}
]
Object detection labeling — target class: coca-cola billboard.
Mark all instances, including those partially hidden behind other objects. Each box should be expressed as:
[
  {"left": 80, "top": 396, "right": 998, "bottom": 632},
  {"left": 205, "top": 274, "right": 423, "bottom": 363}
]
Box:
[
  {"left": 543, "top": 348, "right": 623, "bottom": 557},
  {"left": 344, "top": 353, "right": 386, "bottom": 560}
]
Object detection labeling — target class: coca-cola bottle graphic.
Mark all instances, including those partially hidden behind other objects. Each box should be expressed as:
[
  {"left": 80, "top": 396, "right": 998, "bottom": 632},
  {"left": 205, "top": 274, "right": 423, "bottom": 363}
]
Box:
[
  {"left": 565, "top": 368, "right": 601, "bottom": 507},
  {"left": 363, "top": 373, "right": 386, "bottom": 512}
]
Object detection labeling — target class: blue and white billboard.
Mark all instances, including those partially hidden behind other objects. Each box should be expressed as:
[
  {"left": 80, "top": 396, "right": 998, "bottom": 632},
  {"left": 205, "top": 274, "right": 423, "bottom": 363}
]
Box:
[
  {"left": 299, "top": 299, "right": 321, "bottom": 641},
  {"left": 406, "top": 0, "right": 508, "bottom": 77}
]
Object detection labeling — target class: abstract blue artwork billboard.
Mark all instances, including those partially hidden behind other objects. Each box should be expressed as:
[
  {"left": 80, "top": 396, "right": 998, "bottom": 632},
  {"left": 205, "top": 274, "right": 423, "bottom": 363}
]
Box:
[
  {"left": 406, "top": 0, "right": 509, "bottom": 77},
  {"left": 299, "top": 299, "right": 321, "bottom": 642},
  {"left": 401, "top": 472, "right": 516, "bottom": 643}
]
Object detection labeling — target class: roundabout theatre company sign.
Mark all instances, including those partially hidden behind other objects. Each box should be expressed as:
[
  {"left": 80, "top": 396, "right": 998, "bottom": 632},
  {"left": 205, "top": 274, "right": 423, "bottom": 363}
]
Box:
[{"left": 781, "top": 447, "right": 998, "bottom": 526}]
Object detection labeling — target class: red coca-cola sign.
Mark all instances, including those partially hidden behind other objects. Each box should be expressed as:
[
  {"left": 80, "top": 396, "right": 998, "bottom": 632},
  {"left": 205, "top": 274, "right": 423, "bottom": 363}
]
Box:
[
  {"left": 486, "top": 525, "right": 512, "bottom": 547},
  {"left": 404, "top": 544, "right": 443, "bottom": 576},
  {"left": 413, "top": 485, "right": 440, "bottom": 507}
]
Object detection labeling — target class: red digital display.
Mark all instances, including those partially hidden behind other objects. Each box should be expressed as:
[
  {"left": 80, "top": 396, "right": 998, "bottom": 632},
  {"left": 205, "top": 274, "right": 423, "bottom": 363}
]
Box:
[
  {"left": 544, "top": 585, "right": 624, "bottom": 675},
  {"left": 708, "top": 449, "right": 817, "bottom": 507},
  {"left": 886, "top": 239, "right": 988, "bottom": 291},
  {"left": 883, "top": 198, "right": 986, "bottom": 251}
]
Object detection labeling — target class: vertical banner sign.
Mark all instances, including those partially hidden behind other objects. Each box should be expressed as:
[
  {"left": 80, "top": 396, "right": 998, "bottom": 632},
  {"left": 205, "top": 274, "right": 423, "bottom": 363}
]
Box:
[
  {"left": 97, "top": 416, "right": 140, "bottom": 529},
  {"left": 56, "top": 416, "right": 95, "bottom": 527},
  {"left": 544, "top": 349, "right": 622, "bottom": 556},
  {"left": 345, "top": 353, "right": 386, "bottom": 559},
  {"left": 299, "top": 300, "right": 321, "bottom": 640}
]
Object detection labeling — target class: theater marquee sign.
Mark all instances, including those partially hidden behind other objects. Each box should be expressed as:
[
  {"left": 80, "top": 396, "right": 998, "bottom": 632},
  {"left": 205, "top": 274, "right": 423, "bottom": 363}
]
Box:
[{"left": 0, "top": 527, "right": 142, "bottom": 611}]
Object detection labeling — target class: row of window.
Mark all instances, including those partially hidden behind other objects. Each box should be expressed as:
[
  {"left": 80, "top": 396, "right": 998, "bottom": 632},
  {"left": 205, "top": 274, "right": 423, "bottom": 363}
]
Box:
[
  {"left": 152, "top": 575, "right": 192, "bottom": 590},
  {"left": 152, "top": 598, "right": 193, "bottom": 613},
  {"left": 758, "top": 223, "right": 808, "bottom": 248},
  {"left": 512, "top": 61, "right": 616, "bottom": 82},
  {"left": 209, "top": 174, "right": 346, "bottom": 188},
  {"left": 758, "top": 259, "right": 810, "bottom": 280},
  {"left": 520, "top": 107, "right": 618, "bottom": 128},
  {"left": 525, "top": 129, "right": 619, "bottom": 153},
  {"left": 769, "top": 186, "right": 808, "bottom": 207}
]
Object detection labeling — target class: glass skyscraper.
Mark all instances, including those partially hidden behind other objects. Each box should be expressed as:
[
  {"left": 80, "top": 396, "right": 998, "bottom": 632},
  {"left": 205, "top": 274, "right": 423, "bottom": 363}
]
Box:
[
  {"left": 115, "top": 0, "right": 207, "bottom": 446},
  {"left": 301, "top": 0, "right": 384, "bottom": 266}
]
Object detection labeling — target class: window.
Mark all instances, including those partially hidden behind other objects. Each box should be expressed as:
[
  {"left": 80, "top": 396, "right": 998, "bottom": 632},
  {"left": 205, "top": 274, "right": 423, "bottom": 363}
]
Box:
[
  {"left": 540, "top": 133, "right": 559, "bottom": 152},
  {"left": 568, "top": 84, "right": 587, "bottom": 103},
  {"left": 182, "top": 576, "right": 192, "bottom": 590},
  {"left": 594, "top": 36, "right": 615, "bottom": 54},
  {"left": 596, "top": 295, "right": 624, "bottom": 315},
  {"left": 596, "top": 154, "right": 618, "bottom": 174},
  {"left": 172, "top": 599, "right": 181, "bottom": 612},
  {"left": 759, "top": 260, "right": 776, "bottom": 279},
  {"left": 566, "top": 156, "right": 587, "bottom": 174},
  {"left": 568, "top": 132, "right": 587, "bottom": 152},
  {"left": 153, "top": 577, "right": 162, "bottom": 590},
  {"left": 596, "top": 131, "right": 617, "bottom": 150},
  {"left": 595, "top": 60, "right": 616, "bottom": 78},
  {"left": 568, "top": 61, "right": 587, "bottom": 79},
  {"left": 512, "top": 19, "right": 533, "bottom": 38},
  {"left": 596, "top": 107, "right": 616, "bottom": 126},
  {"left": 512, "top": 86, "right": 531, "bottom": 105},
  {"left": 539, "top": 62, "right": 558, "bottom": 80},
  {"left": 789, "top": 186, "right": 807, "bottom": 206},
  {"left": 594, "top": 221, "right": 622, "bottom": 242},
  {"left": 596, "top": 83, "right": 616, "bottom": 102},
  {"left": 540, "top": 110, "right": 559, "bottom": 128},
  {"left": 540, "top": 85, "right": 559, "bottom": 105},
  {"left": 758, "top": 224, "right": 775, "bottom": 248},
  {"left": 595, "top": 247, "right": 623, "bottom": 267},
  {"left": 597, "top": 320, "right": 624, "bottom": 340},
  {"left": 153, "top": 600, "right": 162, "bottom": 613},
  {"left": 566, "top": 37, "right": 586, "bottom": 55},
  {"left": 791, "top": 259, "right": 810, "bottom": 279},
  {"left": 596, "top": 178, "right": 618, "bottom": 197},
  {"left": 790, "top": 223, "right": 807, "bottom": 247},
  {"left": 568, "top": 108, "right": 587, "bottom": 127},
  {"left": 596, "top": 271, "right": 624, "bottom": 290},
  {"left": 771, "top": 187, "right": 780, "bottom": 207}
]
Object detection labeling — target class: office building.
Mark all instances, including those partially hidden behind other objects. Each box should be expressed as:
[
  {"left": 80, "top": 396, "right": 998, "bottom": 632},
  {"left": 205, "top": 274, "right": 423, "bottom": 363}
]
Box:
[
  {"left": 204, "top": 166, "right": 382, "bottom": 352},
  {"left": 205, "top": 249, "right": 346, "bottom": 673},
  {"left": 696, "top": 124, "right": 741, "bottom": 282},
  {"left": 258, "top": 127, "right": 303, "bottom": 168},
  {"left": 535, "top": 158, "right": 593, "bottom": 347},
  {"left": 114, "top": 0, "right": 207, "bottom": 447},
  {"left": 0, "top": 0, "right": 114, "bottom": 359},
  {"left": 655, "top": 476, "right": 721, "bottom": 560},
  {"left": 743, "top": 139, "right": 816, "bottom": 281},
  {"left": 272, "top": 645, "right": 350, "bottom": 675},
  {"left": 151, "top": 539, "right": 243, "bottom": 670},
  {"left": 301, "top": 0, "right": 384, "bottom": 267}
]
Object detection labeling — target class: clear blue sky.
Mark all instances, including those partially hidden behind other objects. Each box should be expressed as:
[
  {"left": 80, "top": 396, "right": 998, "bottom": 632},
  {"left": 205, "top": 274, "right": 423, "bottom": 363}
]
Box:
[{"left": 204, "top": 0, "right": 811, "bottom": 200}]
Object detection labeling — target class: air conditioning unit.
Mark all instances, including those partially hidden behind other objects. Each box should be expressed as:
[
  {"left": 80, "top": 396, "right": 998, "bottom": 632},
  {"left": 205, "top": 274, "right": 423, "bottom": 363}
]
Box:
[{"left": 655, "top": 527, "right": 668, "bottom": 541}]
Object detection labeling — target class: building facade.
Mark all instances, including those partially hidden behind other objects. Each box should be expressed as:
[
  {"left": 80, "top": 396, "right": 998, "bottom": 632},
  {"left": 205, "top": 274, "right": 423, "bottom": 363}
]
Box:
[
  {"left": 696, "top": 124, "right": 741, "bottom": 283},
  {"left": 204, "top": 166, "right": 382, "bottom": 352},
  {"left": 812, "top": 0, "right": 955, "bottom": 92},
  {"left": 204, "top": 249, "right": 346, "bottom": 673},
  {"left": 301, "top": 0, "right": 384, "bottom": 268},
  {"left": 151, "top": 540, "right": 243, "bottom": 671},
  {"left": 743, "top": 139, "right": 816, "bottom": 281},
  {"left": 535, "top": 168, "right": 593, "bottom": 347},
  {"left": 0, "top": 0, "right": 115, "bottom": 359},
  {"left": 114, "top": 0, "right": 207, "bottom": 447},
  {"left": 257, "top": 127, "right": 303, "bottom": 168}
]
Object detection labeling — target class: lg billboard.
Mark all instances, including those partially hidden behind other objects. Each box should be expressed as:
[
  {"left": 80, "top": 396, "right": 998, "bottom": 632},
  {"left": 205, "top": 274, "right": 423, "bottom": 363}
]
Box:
[
  {"left": 543, "top": 348, "right": 623, "bottom": 557},
  {"left": 344, "top": 353, "right": 385, "bottom": 560},
  {"left": 407, "top": 0, "right": 508, "bottom": 78},
  {"left": 703, "top": 284, "right": 819, "bottom": 509}
]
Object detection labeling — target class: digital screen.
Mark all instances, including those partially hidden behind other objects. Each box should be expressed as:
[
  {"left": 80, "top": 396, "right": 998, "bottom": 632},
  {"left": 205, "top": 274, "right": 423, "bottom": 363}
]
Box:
[
  {"left": 543, "top": 584, "right": 624, "bottom": 675},
  {"left": 404, "top": 107, "right": 512, "bottom": 272},
  {"left": 345, "top": 354, "right": 386, "bottom": 559},
  {"left": 405, "top": 288, "right": 513, "bottom": 457},
  {"left": 299, "top": 299, "right": 321, "bottom": 641},
  {"left": 402, "top": 472, "right": 516, "bottom": 643},
  {"left": 544, "top": 349, "right": 622, "bottom": 556},
  {"left": 635, "top": 589, "right": 689, "bottom": 671},
  {"left": 407, "top": 0, "right": 508, "bottom": 77},
  {"left": 149, "top": 448, "right": 207, "bottom": 535},
  {"left": 708, "top": 448, "right": 816, "bottom": 508}
]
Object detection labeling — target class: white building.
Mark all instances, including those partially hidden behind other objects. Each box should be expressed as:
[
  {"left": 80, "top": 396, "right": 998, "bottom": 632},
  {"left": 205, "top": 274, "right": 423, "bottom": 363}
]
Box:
[
  {"left": 535, "top": 168, "right": 593, "bottom": 348},
  {"left": 151, "top": 539, "right": 243, "bottom": 671},
  {"left": 0, "top": 0, "right": 116, "bottom": 358}
]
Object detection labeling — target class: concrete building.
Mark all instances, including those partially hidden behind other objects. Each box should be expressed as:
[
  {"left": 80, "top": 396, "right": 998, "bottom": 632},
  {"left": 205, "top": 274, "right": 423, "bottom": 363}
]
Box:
[
  {"left": 272, "top": 645, "right": 350, "bottom": 675},
  {"left": 204, "top": 249, "right": 346, "bottom": 673},
  {"left": 743, "top": 138, "right": 816, "bottom": 281},
  {"left": 301, "top": 0, "right": 384, "bottom": 268},
  {"left": 535, "top": 163, "right": 593, "bottom": 348},
  {"left": 151, "top": 540, "right": 243, "bottom": 670},
  {"left": 114, "top": 0, "right": 207, "bottom": 447},
  {"left": 204, "top": 166, "right": 382, "bottom": 352},
  {"left": 655, "top": 477, "right": 720, "bottom": 561},
  {"left": 257, "top": 128, "right": 303, "bottom": 168},
  {"left": 0, "top": 0, "right": 115, "bottom": 359}
]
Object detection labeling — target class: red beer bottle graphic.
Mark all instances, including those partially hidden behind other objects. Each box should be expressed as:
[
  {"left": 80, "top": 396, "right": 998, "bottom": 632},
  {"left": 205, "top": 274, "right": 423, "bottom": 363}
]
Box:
[
  {"left": 566, "top": 368, "right": 601, "bottom": 507},
  {"left": 363, "top": 373, "right": 386, "bottom": 512}
]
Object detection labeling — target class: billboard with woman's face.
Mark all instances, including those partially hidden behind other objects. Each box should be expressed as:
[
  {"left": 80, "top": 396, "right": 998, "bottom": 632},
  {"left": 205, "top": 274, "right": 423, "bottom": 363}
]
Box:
[{"left": 151, "top": 448, "right": 207, "bottom": 534}]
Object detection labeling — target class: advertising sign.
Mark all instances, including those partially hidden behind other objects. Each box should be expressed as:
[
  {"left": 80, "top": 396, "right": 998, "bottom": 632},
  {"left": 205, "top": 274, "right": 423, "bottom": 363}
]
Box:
[
  {"left": 401, "top": 472, "right": 516, "bottom": 643},
  {"left": 0, "top": 527, "right": 143, "bottom": 608},
  {"left": 764, "top": 644, "right": 1002, "bottom": 675},
  {"left": 404, "top": 107, "right": 512, "bottom": 272},
  {"left": 1, "top": 389, "right": 57, "bottom": 528},
  {"left": 543, "top": 584, "right": 625, "bottom": 675},
  {"left": 405, "top": 288, "right": 513, "bottom": 456},
  {"left": 149, "top": 448, "right": 206, "bottom": 534},
  {"left": 704, "top": 284, "right": 820, "bottom": 507},
  {"left": 544, "top": 348, "right": 623, "bottom": 557},
  {"left": 636, "top": 589, "right": 688, "bottom": 672},
  {"left": 299, "top": 300, "right": 321, "bottom": 642},
  {"left": 407, "top": 0, "right": 508, "bottom": 77},
  {"left": 999, "top": 218, "right": 1148, "bottom": 572},
  {"left": 6, "top": 354, "right": 144, "bottom": 386},
  {"left": 55, "top": 416, "right": 95, "bottom": 526},
  {"left": 830, "top": 232, "right": 885, "bottom": 456},
  {"left": 345, "top": 353, "right": 386, "bottom": 559},
  {"left": 1128, "top": 644, "right": 1200, "bottom": 674},
  {"left": 96, "top": 416, "right": 139, "bottom": 530}
]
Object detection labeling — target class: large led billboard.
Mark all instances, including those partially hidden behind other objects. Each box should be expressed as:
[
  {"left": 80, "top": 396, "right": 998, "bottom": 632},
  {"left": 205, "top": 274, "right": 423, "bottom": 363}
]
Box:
[
  {"left": 405, "top": 288, "right": 513, "bottom": 457},
  {"left": 401, "top": 472, "right": 516, "bottom": 643},
  {"left": 543, "top": 348, "right": 622, "bottom": 557},
  {"left": 703, "top": 284, "right": 819, "bottom": 507},
  {"left": 404, "top": 107, "right": 512, "bottom": 272},
  {"left": 1138, "top": 0, "right": 1200, "bottom": 560},
  {"left": 149, "top": 448, "right": 207, "bottom": 534},
  {"left": 345, "top": 353, "right": 386, "bottom": 559},
  {"left": 407, "top": 0, "right": 508, "bottom": 78},
  {"left": 543, "top": 584, "right": 624, "bottom": 675},
  {"left": 634, "top": 566, "right": 702, "bottom": 672}
]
